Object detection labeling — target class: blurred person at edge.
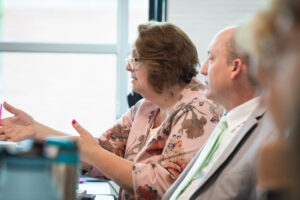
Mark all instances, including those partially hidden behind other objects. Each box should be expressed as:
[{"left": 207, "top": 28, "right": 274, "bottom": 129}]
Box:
[
  {"left": 0, "top": 21, "right": 222, "bottom": 200},
  {"left": 235, "top": 0, "right": 300, "bottom": 199}
]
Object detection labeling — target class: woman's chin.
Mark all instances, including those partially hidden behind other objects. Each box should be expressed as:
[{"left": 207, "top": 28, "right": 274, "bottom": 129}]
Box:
[
  {"left": 132, "top": 88, "right": 141, "bottom": 95},
  {"left": 134, "top": 88, "right": 147, "bottom": 98}
]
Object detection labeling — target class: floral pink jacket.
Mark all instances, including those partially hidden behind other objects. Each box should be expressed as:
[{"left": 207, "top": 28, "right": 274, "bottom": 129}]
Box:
[{"left": 85, "top": 78, "right": 222, "bottom": 200}]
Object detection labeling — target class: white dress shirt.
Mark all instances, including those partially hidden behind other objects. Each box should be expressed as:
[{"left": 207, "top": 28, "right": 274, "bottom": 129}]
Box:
[{"left": 201, "top": 97, "right": 261, "bottom": 174}]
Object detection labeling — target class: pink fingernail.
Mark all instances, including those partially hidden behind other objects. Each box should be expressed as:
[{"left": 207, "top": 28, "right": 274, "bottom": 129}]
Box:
[{"left": 72, "top": 119, "right": 77, "bottom": 124}]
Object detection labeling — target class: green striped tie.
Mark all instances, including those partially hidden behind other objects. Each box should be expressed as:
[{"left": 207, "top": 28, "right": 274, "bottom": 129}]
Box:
[{"left": 170, "top": 117, "right": 228, "bottom": 200}]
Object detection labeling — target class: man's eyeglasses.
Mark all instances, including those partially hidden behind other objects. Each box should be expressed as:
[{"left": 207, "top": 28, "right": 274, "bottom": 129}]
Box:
[{"left": 126, "top": 56, "right": 140, "bottom": 70}]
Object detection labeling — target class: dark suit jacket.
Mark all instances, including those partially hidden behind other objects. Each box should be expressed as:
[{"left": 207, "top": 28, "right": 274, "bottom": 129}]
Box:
[{"left": 162, "top": 105, "right": 276, "bottom": 200}]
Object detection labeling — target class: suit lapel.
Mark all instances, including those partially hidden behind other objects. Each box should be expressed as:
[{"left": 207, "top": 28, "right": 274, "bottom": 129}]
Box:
[{"left": 190, "top": 106, "right": 266, "bottom": 197}]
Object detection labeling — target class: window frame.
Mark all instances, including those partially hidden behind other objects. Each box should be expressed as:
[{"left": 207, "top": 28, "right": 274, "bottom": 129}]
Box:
[
  {"left": 0, "top": 0, "right": 131, "bottom": 119},
  {"left": 149, "top": 0, "right": 167, "bottom": 21},
  {"left": 0, "top": 0, "right": 168, "bottom": 119}
]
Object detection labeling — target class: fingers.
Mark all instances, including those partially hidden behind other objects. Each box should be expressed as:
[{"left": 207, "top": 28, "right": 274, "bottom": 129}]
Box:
[
  {"left": 0, "top": 116, "right": 17, "bottom": 126},
  {"left": 71, "top": 119, "right": 90, "bottom": 137},
  {"left": 0, "top": 127, "right": 7, "bottom": 141},
  {"left": 0, "top": 126, "right": 20, "bottom": 142},
  {"left": 68, "top": 136, "right": 79, "bottom": 141},
  {"left": 0, "top": 131, "right": 13, "bottom": 141},
  {"left": 0, "top": 134, "right": 6, "bottom": 141},
  {"left": 3, "top": 102, "right": 21, "bottom": 116},
  {"left": 0, "top": 131, "right": 11, "bottom": 141}
]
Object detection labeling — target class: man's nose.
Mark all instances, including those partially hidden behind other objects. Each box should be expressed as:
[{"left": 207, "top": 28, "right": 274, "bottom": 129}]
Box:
[{"left": 201, "top": 59, "right": 209, "bottom": 76}]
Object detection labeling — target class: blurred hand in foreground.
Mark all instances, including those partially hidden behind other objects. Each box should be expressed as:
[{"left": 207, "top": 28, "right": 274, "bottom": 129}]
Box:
[{"left": 0, "top": 102, "right": 35, "bottom": 142}]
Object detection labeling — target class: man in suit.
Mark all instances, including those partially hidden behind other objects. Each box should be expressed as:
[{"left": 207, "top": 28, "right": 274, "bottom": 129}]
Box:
[{"left": 162, "top": 27, "right": 275, "bottom": 200}]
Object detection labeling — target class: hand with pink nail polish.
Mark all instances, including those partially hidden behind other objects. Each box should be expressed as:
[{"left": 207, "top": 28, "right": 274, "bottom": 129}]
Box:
[{"left": 71, "top": 119, "right": 100, "bottom": 163}]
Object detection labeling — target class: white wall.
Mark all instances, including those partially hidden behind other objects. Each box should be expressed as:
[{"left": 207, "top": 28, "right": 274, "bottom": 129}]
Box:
[{"left": 167, "top": 0, "right": 266, "bottom": 74}]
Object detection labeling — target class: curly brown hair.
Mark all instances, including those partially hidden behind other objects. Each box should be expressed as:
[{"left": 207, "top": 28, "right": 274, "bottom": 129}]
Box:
[{"left": 134, "top": 21, "right": 199, "bottom": 94}]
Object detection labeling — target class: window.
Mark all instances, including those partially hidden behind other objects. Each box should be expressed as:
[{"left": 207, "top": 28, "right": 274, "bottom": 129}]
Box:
[
  {"left": 0, "top": 0, "right": 148, "bottom": 135},
  {"left": 1, "top": 0, "right": 117, "bottom": 43}
]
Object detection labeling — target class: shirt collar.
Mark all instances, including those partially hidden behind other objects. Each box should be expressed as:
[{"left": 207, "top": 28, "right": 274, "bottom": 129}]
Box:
[{"left": 225, "top": 97, "right": 261, "bottom": 132}]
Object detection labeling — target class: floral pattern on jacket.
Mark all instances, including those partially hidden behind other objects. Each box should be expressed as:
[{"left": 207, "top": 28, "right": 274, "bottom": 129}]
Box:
[{"left": 84, "top": 77, "right": 223, "bottom": 200}]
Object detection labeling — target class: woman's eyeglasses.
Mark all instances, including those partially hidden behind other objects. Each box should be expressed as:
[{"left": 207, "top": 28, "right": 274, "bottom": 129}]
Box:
[{"left": 126, "top": 57, "right": 140, "bottom": 70}]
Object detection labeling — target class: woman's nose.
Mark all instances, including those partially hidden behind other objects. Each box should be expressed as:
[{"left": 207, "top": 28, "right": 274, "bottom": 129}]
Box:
[{"left": 125, "top": 62, "right": 132, "bottom": 72}]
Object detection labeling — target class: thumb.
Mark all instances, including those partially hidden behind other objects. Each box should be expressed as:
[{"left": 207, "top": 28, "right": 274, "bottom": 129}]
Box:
[
  {"left": 71, "top": 119, "right": 90, "bottom": 136},
  {"left": 3, "top": 101, "right": 21, "bottom": 115}
]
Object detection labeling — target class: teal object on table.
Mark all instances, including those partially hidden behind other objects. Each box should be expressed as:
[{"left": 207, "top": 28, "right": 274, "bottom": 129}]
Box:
[{"left": 0, "top": 138, "right": 80, "bottom": 200}]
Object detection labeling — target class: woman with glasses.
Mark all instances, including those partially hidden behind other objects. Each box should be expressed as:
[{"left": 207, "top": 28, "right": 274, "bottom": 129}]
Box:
[{"left": 0, "top": 21, "right": 222, "bottom": 199}]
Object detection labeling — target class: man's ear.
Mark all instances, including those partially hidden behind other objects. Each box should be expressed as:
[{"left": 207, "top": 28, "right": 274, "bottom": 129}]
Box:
[{"left": 230, "top": 58, "right": 243, "bottom": 79}]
